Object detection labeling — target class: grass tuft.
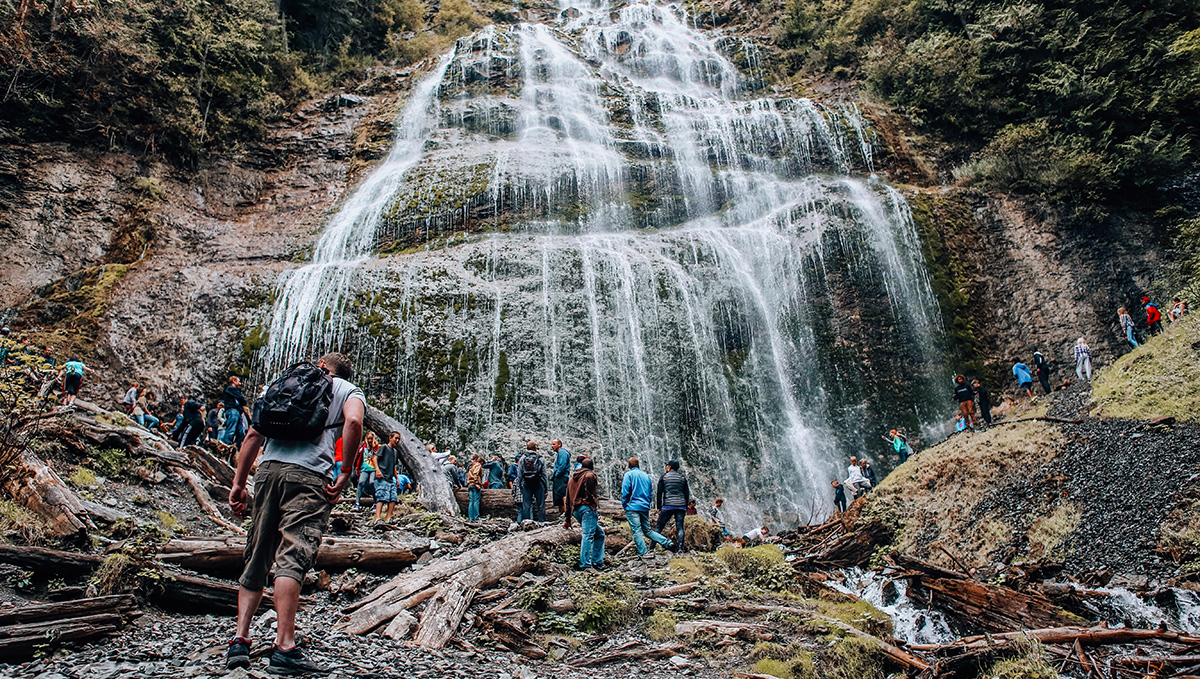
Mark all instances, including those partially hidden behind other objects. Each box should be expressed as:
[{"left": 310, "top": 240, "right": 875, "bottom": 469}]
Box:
[{"left": 1091, "top": 315, "right": 1200, "bottom": 423}]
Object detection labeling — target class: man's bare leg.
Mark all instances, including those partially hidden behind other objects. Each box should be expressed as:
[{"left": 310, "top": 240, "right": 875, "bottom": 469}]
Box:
[
  {"left": 235, "top": 586, "right": 265, "bottom": 639},
  {"left": 386, "top": 501, "right": 395, "bottom": 522},
  {"left": 273, "top": 576, "right": 302, "bottom": 649}
]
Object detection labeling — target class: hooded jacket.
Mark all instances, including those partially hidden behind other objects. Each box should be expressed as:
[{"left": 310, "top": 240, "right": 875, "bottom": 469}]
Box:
[
  {"left": 566, "top": 466, "right": 599, "bottom": 513},
  {"left": 656, "top": 468, "right": 690, "bottom": 509}
]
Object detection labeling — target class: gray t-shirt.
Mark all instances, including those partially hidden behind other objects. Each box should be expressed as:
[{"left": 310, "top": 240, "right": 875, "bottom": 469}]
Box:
[
  {"left": 261, "top": 377, "right": 365, "bottom": 479},
  {"left": 374, "top": 444, "right": 398, "bottom": 481}
]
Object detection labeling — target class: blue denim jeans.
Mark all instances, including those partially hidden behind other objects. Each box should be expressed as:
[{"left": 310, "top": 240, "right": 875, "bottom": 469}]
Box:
[
  {"left": 656, "top": 508, "right": 686, "bottom": 550},
  {"left": 220, "top": 408, "right": 243, "bottom": 445},
  {"left": 574, "top": 506, "right": 605, "bottom": 567},
  {"left": 521, "top": 483, "right": 546, "bottom": 522},
  {"left": 625, "top": 510, "right": 671, "bottom": 554},
  {"left": 468, "top": 487, "right": 482, "bottom": 521},
  {"left": 1125, "top": 325, "right": 1139, "bottom": 347},
  {"left": 136, "top": 413, "right": 160, "bottom": 430}
]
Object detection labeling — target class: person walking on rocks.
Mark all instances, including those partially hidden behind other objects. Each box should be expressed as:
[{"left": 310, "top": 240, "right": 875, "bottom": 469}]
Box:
[
  {"left": 564, "top": 457, "right": 605, "bottom": 570},
  {"left": 356, "top": 432, "right": 380, "bottom": 511},
  {"left": 518, "top": 442, "right": 547, "bottom": 522},
  {"left": 972, "top": 380, "right": 992, "bottom": 426},
  {"left": 372, "top": 432, "right": 402, "bottom": 525},
  {"left": 466, "top": 453, "right": 485, "bottom": 521},
  {"left": 952, "top": 374, "right": 977, "bottom": 428},
  {"left": 1012, "top": 359, "right": 1034, "bottom": 399},
  {"left": 551, "top": 439, "right": 572, "bottom": 513},
  {"left": 655, "top": 460, "right": 690, "bottom": 552},
  {"left": 1031, "top": 347, "right": 1052, "bottom": 395},
  {"left": 621, "top": 457, "right": 674, "bottom": 556},
  {"left": 1144, "top": 296, "right": 1163, "bottom": 336},
  {"left": 1118, "top": 306, "right": 1139, "bottom": 348},
  {"left": 57, "top": 358, "right": 93, "bottom": 408},
  {"left": 226, "top": 353, "right": 364, "bottom": 675},
  {"left": 832, "top": 479, "right": 847, "bottom": 514},
  {"left": 219, "top": 375, "right": 249, "bottom": 447},
  {"left": 1074, "top": 337, "right": 1093, "bottom": 382},
  {"left": 846, "top": 456, "right": 871, "bottom": 499}
]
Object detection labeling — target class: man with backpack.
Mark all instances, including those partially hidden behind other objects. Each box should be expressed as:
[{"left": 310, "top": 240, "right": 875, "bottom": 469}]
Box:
[
  {"left": 226, "top": 353, "right": 364, "bottom": 675},
  {"left": 518, "top": 441, "right": 547, "bottom": 522},
  {"left": 1030, "top": 347, "right": 1052, "bottom": 395}
]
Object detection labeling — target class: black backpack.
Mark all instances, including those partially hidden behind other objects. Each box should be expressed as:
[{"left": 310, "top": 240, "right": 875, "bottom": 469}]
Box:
[
  {"left": 522, "top": 454, "right": 544, "bottom": 481},
  {"left": 251, "top": 363, "right": 339, "bottom": 441}
]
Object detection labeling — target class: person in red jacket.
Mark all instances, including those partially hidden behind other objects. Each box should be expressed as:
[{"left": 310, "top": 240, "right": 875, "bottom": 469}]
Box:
[{"left": 1143, "top": 296, "right": 1163, "bottom": 336}]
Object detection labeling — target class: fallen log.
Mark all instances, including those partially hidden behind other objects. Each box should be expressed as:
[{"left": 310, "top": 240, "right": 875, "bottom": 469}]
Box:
[
  {"left": 80, "top": 498, "right": 136, "bottom": 525},
  {"left": 0, "top": 542, "right": 105, "bottom": 575},
  {"left": 363, "top": 405, "right": 455, "bottom": 515},
  {"left": 182, "top": 444, "right": 236, "bottom": 488},
  {"left": 2, "top": 450, "right": 93, "bottom": 539},
  {"left": 674, "top": 619, "right": 773, "bottom": 640},
  {"left": 171, "top": 466, "right": 246, "bottom": 535},
  {"left": 158, "top": 532, "right": 431, "bottom": 575},
  {"left": 452, "top": 489, "right": 625, "bottom": 520},
  {"left": 336, "top": 524, "right": 574, "bottom": 635},
  {"left": 1112, "top": 655, "right": 1200, "bottom": 667},
  {"left": 932, "top": 625, "right": 1200, "bottom": 651},
  {"left": 910, "top": 577, "right": 1082, "bottom": 632},
  {"left": 793, "top": 519, "right": 890, "bottom": 569},
  {"left": 0, "top": 594, "right": 139, "bottom": 626},
  {"left": 573, "top": 642, "right": 686, "bottom": 667},
  {"left": 0, "top": 595, "right": 141, "bottom": 661},
  {"left": 485, "top": 608, "right": 545, "bottom": 659},
  {"left": 413, "top": 573, "right": 477, "bottom": 649},
  {"left": 649, "top": 581, "right": 699, "bottom": 598}
]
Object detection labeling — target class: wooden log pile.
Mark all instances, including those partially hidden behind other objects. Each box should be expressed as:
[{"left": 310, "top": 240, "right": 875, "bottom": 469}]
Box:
[
  {"left": 157, "top": 532, "right": 432, "bottom": 575},
  {"left": 0, "top": 595, "right": 141, "bottom": 661}
]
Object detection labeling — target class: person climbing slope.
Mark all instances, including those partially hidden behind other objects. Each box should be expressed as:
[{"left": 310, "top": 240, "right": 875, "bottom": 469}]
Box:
[
  {"left": 58, "top": 358, "right": 94, "bottom": 408},
  {"left": 972, "top": 379, "right": 992, "bottom": 426},
  {"left": 1144, "top": 296, "right": 1163, "bottom": 336},
  {"left": 1012, "top": 359, "right": 1034, "bottom": 398},
  {"left": 1031, "top": 347, "right": 1052, "bottom": 395},
  {"left": 882, "top": 429, "right": 911, "bottom": 462},
  {"left": 1074, "top": 337, "right": 1093, "bottom": 382}
]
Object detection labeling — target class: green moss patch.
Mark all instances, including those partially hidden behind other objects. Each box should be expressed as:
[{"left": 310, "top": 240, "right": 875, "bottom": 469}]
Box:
[{"left": 1091, "top": 315, "right": 1200, "bottom": 423}]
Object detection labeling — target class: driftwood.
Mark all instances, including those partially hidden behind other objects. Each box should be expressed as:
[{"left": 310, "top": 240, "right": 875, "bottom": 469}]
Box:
[
  {"left": 2, "top": 450, "right": 93, "bottom": 538},
  {"left": 674, "top": 619, "right": 773, "bottom": 640},
  {"left": 792, "top": 518, "right": 891, "bottom": 568},
  {"left": 157, "top": 532, "right": 431, "bottom": 575},
  {"left": 171, "top": 466, "right": 246, "bottom": 535},
  {"left": 919, "top": 625, "right": 1200, "bottom": 652},
  {"left": 413, "top": 573, "right": 476, "bottom": 649},
  {"left": 484, "top": 608, "right": 545, "bottom": 658},
  {"left": 182, "top": 444, "right": 236, "bottom": 488},
  {"left": 893, "top": 553, "right": 1081, "bottom": 632},
  {"left": 337, "top": 524, "right": 574, "bottom": 636},
  {"left": 0, "top": 542, "right": 273, "bottom": 614},
  {"left": 649, "top": 581, "right": 699, "bottom": 597},
  {"left": 363, "top": 405, "right": 455, "bottom": 515},
  {"left": 0, "top": 594, "right": 140, "bottom": 661},
  {"left": 573, "top": 641, "right": 686, "bottom": 667}
]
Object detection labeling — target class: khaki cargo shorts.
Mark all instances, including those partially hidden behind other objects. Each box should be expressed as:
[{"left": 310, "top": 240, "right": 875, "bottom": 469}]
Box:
[{"left": 238, "top": 461, "right": 332, "bottom": 591}]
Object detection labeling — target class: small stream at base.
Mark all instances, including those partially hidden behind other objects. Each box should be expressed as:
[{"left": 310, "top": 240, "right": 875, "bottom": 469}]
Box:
[{"left": 829, "top": 568, "right": 1200, "bottom": 646}]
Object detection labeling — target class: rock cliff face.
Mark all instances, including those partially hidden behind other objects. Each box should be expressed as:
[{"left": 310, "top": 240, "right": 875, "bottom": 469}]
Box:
[{"left": 0, "top": 3, "right": 1169, "bottom": 528}]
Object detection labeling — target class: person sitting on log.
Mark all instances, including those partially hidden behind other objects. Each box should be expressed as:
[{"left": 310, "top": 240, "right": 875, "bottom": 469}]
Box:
[{"left": 226, "top": 352, "right": 364, "bottom": 675}]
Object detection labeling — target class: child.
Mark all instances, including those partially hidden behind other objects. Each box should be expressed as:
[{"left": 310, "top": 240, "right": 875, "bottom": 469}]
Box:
[{"left": 832, "top": 479, "right": 847, "bottom": 514}]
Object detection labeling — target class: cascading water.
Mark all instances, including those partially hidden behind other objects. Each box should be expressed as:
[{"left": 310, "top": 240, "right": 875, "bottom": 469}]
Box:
[{"left": 260, "top": 0, "right": 948, "bottom": 529}]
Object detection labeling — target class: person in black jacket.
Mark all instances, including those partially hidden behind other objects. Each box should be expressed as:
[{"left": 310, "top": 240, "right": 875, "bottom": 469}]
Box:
[
  {"left": 178, "top": 396, "right": 206, "bottom": 447},
  {"left": 1030, "top": 347, "right": 1052, "bottom": 395},
  {"left": 655, "top": 460, "right": 690, "bottom": 552},
  {"left": 952, "top": 374, "right": 977, "bottom": 429},
  {"left": 219, "top": 375, "right": 249, "bottom": 447},
  {"left": 972, "top": 379, "right": 992, "bottom": 426}
]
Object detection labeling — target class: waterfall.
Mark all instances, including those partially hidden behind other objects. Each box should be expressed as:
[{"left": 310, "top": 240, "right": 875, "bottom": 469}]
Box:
[{"left": 259, "top": 0, "right": 948, "bottom": 529}]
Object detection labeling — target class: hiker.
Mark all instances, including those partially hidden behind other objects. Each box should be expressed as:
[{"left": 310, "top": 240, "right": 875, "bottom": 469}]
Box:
[
  {"left": 179, "top": 396, "right": 205, "bottom": 446},
  {"left": 743, "top": 526, "right": 768, "bottom": 543},
  {"left": 466, "top": 453, "right": 485, "bottom": 521},
  {"left": 39, "top": 346, "right": 56, "bottom": 369},
  {"left": 509, "top": 452, "right": 524, "bottom": 514},
  {"left": 1030, "top": 347, "right": 1052, "bottom": 395},
  {"left": 1012, "top": 359, "right": 1034, "bottom": 398},
  {"left": 1169, "top": 298, "right": 1187, "bottom": 322},
  {"left": 518, "top": 442, "right": 547, "bottom": 522},
  {"left": 710, "top": 497, "right": 730, "bottom": 536},
  {"left": 206, "top": 402, "right": 225, "bottom": 443},
  {"left": 1073, "top": 337, "right": 1093, "bottom": 382},
  {"left": 882, "top": 429, "right": 910, "bottom": 462},
  {"left": 134, "top": 390, "right": 160, "bottom": 431},
  {"left": 1118, "top": 307, "right": 1139, "bottom": 348},
  {"left": 952, "top": 374, "right": 977, "bottom": 428},
  {"left": 356, "top": 432, "right": 380, "bottom": 510},
  {"left": 846, "top": 456, "right": 870, "bottom": 499},
  {"left": 332, "top": 437, "right": 344, "bottom": 480},
  {"left": 655, "top": 460, "right": 690, "bottom": 552},
  {"left": 397, "top": 470, "right": 414, "bottom": 494},
  {"left": 686, "top": 499, "right": 698, "bottom": 516},
  {"left": 484, "top": 453, "right": 507, "bottom": 489},
  {"left": 219, "top": 375, "right": 249, "bottom": 447},
  {"left": 972, "top": 380, "right": 992, "bottom": 426},
  {"left": 551, "top": 439, "right": 572, "bottom": 512},
  {"left": 120, "top": 382, "right": 139, "bottom": 413},
  {"left": 372, "top": 432, "right": 402, "bottom": 525},
  {"left": 564, "top": 457, "right": 605, "bottom": 570},
  {"left": 621, "top": 457, "right": 674, "bottom": 556},
  {"left": 859, "top": 459, "right": 877, "bottom": 488},
  {"left": 57, "top": 358, "right": 94, "bottom": 407},
  {"left": 454, "top": 458, "right": 468, "bottom": 488},
  {"left": 226, "top": 353, "right": 364, "bottom": 674},
  {"left": 1143, "top": 296, "right": 1163, "bottom": 336},
  {"left": 832, "top": 480, "right": 847, "bottom": 514}
]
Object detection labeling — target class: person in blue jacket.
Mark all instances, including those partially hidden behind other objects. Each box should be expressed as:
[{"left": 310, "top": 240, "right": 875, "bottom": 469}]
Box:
[
  {"left": 620, "top": 457, "right": 674, "bottom": 557},
  {"left": 551, "top": 439, "right": 572, "bottom": 513},
  {"left": 1012, "top": 359, "right": 1034, "bottom": 399}
]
